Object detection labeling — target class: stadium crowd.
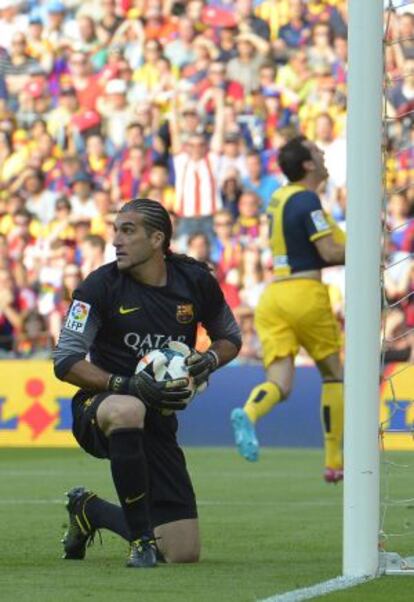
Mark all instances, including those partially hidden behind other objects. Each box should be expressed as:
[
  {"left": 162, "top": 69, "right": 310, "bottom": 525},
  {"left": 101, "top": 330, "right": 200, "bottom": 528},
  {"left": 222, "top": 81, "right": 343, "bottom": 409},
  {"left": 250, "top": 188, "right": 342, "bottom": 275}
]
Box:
[{"left": 0, "top": 0, "right": 412, "bottom": 360}]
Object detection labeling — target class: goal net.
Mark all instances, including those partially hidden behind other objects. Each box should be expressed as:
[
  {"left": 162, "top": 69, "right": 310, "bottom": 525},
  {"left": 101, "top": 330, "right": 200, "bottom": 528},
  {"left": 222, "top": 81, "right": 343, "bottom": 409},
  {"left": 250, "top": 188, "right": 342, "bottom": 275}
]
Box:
[{"left": 379, "top": 0, "right": 414, "bottom": 575}]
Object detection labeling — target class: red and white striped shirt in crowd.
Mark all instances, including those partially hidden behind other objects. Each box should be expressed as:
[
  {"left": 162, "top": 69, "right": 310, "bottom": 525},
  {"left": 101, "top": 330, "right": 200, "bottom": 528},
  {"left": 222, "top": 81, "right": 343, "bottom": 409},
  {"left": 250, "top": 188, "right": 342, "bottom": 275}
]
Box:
[{"left": 173, "top": 152, "right": 222, "bottom": 218}]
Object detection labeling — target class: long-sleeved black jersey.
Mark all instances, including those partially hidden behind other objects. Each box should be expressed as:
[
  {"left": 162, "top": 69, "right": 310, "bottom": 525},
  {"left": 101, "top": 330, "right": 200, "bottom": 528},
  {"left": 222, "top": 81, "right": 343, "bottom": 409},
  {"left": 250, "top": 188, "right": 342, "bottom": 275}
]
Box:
[{"left": 53, "top": 257, "right": 241, "bottom": 380}]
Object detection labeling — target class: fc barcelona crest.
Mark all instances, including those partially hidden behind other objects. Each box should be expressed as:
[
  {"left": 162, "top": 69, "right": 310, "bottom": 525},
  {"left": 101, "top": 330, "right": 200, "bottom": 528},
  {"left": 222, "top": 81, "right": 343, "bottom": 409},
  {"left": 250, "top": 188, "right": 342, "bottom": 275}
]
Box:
[{"left": 176, "top": 303, "right": 194, "bottom": 324}]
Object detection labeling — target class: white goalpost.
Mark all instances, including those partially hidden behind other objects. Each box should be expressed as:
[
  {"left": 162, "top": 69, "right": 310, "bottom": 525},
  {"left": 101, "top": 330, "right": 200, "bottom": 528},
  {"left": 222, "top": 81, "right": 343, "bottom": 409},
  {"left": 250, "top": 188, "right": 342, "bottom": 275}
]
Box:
[
  {"left": 345, "top": 0, "right": 414, "bottom": 579},
  {"left": 260, "top": 2, "right": 414, "bottom": 600},
  {"left": 343, "top": 0, "right": 384, "bottom": 579}
]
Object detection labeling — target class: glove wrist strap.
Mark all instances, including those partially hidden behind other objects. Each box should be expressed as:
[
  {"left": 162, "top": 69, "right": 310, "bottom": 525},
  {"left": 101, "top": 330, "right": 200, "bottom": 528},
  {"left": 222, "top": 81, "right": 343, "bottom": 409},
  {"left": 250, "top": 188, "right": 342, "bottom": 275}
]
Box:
[
  {"left": 207, "top": 349, "right": 219, "bottom": 370},
  {"left": 107, "top": 374, "right": 130, "bottom": 393}
]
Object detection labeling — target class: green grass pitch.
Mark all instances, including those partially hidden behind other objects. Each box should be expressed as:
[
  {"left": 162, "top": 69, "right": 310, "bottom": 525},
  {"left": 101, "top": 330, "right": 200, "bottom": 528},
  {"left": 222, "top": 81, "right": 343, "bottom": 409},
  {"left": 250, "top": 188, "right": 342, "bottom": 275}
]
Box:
[{"left": 0, "top": 447, "right": 413, "bottom": 602}]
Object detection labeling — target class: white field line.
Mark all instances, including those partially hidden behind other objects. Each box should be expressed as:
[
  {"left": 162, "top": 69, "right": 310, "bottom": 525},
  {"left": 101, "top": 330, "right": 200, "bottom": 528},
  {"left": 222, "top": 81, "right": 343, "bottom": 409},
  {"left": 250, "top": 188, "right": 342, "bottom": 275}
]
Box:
[
  {"left": 258, "top": 576, "right": 374, "bottom": 602},
  {"left": 0, "top": 470, "right": 309, "bottom": 479},
  {"left": 0, "top": 498, "right": 338, "bottom": 507}
]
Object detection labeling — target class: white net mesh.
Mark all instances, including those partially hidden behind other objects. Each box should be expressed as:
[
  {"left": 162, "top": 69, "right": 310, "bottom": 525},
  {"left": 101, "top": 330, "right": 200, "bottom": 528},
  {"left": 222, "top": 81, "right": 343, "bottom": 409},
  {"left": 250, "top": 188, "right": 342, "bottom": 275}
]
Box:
[{"left": 380, "top": 0, "right": 414, "bottom": 573}]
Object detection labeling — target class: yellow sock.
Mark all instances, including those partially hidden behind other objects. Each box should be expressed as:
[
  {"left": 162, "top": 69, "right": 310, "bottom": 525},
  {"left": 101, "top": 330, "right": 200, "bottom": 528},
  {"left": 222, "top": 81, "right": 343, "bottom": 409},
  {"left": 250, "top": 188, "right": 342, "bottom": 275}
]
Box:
[
  {"left": 244, "top": 382, "right": 282, "bottom": 424},
  {"left": 321, "top": 381, "right": 344, "bottom": 469}
]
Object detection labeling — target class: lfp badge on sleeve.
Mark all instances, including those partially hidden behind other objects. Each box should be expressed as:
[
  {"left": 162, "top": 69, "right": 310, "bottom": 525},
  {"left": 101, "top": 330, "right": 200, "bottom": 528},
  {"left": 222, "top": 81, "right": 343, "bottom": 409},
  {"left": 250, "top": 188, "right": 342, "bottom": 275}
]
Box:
[{"left": 65, "top": 301, "right": 91, "bottom": 333}]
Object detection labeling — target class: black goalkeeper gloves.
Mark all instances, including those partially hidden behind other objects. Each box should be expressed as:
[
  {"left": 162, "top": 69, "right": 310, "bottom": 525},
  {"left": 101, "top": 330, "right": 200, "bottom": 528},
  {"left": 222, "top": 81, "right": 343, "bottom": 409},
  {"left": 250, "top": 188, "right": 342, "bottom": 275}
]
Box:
[
  {"left": 185, "top": 349, "right": 219, "bottom": 388},
  {"left": 107, "top": 372, "right": 192, "bottom": 411}
]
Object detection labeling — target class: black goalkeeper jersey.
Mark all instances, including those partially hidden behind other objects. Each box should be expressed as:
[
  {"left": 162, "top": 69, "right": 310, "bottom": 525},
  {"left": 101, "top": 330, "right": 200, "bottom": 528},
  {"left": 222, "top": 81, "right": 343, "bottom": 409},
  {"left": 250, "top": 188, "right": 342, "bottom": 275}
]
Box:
[{"left": 53, "top": 258, "right": 241, "bottom": 379}]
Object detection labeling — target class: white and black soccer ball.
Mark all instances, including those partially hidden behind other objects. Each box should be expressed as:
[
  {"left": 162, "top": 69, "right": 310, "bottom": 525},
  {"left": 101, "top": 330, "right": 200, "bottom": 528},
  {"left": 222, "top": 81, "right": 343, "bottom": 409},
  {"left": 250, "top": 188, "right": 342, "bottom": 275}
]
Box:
[{"left": 135, "top": 342, "right": 197, "bottom": 403}]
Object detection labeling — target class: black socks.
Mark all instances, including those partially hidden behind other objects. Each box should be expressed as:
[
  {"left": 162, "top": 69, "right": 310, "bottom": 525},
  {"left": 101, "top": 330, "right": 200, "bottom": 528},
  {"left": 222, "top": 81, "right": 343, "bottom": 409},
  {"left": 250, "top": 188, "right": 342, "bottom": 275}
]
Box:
[{"left": 108, "top": 428, "right": 152, "bottom": 541}]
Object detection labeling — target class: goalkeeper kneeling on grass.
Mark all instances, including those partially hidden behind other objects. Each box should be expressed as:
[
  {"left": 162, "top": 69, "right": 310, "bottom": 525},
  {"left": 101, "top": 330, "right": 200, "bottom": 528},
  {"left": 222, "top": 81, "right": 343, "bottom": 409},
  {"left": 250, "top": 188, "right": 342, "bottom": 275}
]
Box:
[
  {"left": 231, "top": 136, "right": 346, "bottom": 484},
  {"left": 53, "top": 198, "right": 241, "bottom": 568}
]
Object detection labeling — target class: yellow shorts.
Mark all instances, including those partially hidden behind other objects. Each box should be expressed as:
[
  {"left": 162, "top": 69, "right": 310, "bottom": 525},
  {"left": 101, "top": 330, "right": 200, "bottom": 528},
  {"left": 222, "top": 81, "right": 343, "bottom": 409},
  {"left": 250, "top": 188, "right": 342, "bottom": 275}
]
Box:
[{"left": 254, "top": 279, "right": 341, "bottom": 368}]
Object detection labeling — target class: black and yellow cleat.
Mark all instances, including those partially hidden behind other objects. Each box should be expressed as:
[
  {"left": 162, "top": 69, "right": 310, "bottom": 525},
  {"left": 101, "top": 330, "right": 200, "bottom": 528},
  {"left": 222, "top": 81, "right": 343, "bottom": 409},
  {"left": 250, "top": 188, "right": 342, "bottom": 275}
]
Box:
[
  {"left": 62, "top": 486, "right": 98, "bottom": 560},
  {"left": 126, "top": 537, "right": 157, "bottom": 568}
]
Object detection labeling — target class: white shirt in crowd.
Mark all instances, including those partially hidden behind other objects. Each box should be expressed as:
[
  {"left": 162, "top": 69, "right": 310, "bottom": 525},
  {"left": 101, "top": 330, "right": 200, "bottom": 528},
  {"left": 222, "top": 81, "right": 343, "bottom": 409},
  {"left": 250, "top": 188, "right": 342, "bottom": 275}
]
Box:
[{"left": 173, "top": 151, "right": 222, "bottom": 218}]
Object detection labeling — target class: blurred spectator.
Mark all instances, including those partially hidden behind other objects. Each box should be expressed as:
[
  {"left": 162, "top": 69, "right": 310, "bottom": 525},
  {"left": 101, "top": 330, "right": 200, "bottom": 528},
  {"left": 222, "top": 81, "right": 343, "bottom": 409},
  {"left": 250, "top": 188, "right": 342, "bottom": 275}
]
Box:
[
  {"left": 233, "top": 191, "right": 262, "bottom": 248},
  {"left": 164, "top": 16, "right": 196, "bottom": 69},
  {"left": 388, "top": 57, "right": 414, "bottom": 118},
  {"left": 217, "top": 25, "right": 238, "bottom": 62},
  {"left": 238, "top": 244, "right": 267, "bottom": 310},
  {"left": 258, "top": 61, "right": 277, "bottom": 91},
  {"left": 67, "top": 50, "right": 103, "bottom": 112},
  {"left": 90, "top": 189, "right": 113, "bottom": 233},
  {"left": 49, "top": 261, "right": 82, "bottom": 343},
  {"left": 0, "top": 128, "right": 25, "bottom": 185},
  {"left": 47, "top": 85, "right": 79, "bottom": 147},
  {"left": 131, "top": 38, "right": 165, "bottom": 100},
  {"left": 0, "top": 267, "right": 27, "bottom": 353},
  {"left": 382, "top": 306, "right": 414, "bottom": 364},
  {"left": 15, "top": 310, "right": 53, "bottom": 358},
  {"left": 0, "top": 32, "right": 40, "bottom": 109},
  {"left": 6, "top": 208, "right": 38, "bottom": 267},
  {"left": 276, "top": 48, "right": 314, "bottom": 106},
  {"left": 98, "top": 0, "right": 123, "bottom": 39},
  {"left": 299, "top": 66, "right": 346, "bottom": 139},
  {"left": 75, "top": 14, "right": 102, "bottom": 60},
  {"left": 235, "top": 0, "right": 271, "bottom": 41},
  {"left": 227, "top": 31, "right": 269, "bottom": 95},
  {"left": 43, "top": 0, "right": 76, "bottom": 53},
  {"left": 383, "top": 238, "right": 412, "bottom": 307},
  {"left": 242, "top": 150, "right": 281, "bottom": 208},
  {"left": 397, "top": 11, "right": 414, "bottom": 61},
  {"left": 186, "top": 231, "right": 211, "bottom": 265},
  {"left": 211, "top": 208, "right": 242, "bottom": 278},
  {"left": 85, "top": 134, "right": 111, "bottom": 189},
  {"left": 331, "top": 34, "right": 348, "bottom": 88},
  {"left": 42, "top": 195, "right": 75, "bottom": 243},
  {"left": 238, "top": 312, "right": 262, "bottom": 362},
  {"left": 402, "top": 219, "right": 414, "bottom": 253},
  {"left": 262, "top": 86, "right": 293, "bottom": 140},
  {"left": 199, "top": 60, "right": 244, "bottom": 114},
  {"left": 114, "top": 144, "right": 148, "bottom": 201},
  {"left": 18, "top": 168, "right": 57, "bottom": 224},
  {"left": 181, "top": 34, "right": 218, "bottom": 95},
  {"left": 401, "top": 262, "right": 414, "bottom": 328},
  {"left": 142, "top": 161, "right": 175, "bottom": 210},
  {"left": 111, "top": 22, "right": 144, "bottom": 70},
  {"left": 220, "top": 169, "right": 243, "bottom": 219},
  {"left": 80, "top": 233, "right": 106, "bottom": 278},
  {"left": 387, "top": 191, "right": 414, "bottom": 251},
  {"left": 313, "top": 112, "right": 346, "bottom": 193},
  {"left": 26, "top": 14, "right": 54, "bottom": 74},
  {"left": 97, "top": 78, "right": 134, "bottom": 152},
  {"left": 113, "top": 120, "right": 146, "bottom": 163},
  {"left": 69, "top": 171, "right": 97, "bottom": 220},
  {"left": 0, "top": 231, "right": 8, "bottom": 268},
  {"left": 0, "top": 0, "right": 28, "bottom": 50},
  {"left": 217, "top": 133, "right": 248, "bottom": 185},
  {"left": 277, "top": 0, "right": 311, "bottom": 52},
  {"left": 47, "top": 153, "right": 83, "bottom": 194},
  {"left": 0, "top": 192, "right": 26, "bottom": 234},
  {"left": 170, "top": 88, "right": 225, "bottom": 241},
  {"left": 19, "top": 77, "right": 51, "bottom": 130},
  {"left": 306, "top": 22, "right": 336, "bottom": 71}
]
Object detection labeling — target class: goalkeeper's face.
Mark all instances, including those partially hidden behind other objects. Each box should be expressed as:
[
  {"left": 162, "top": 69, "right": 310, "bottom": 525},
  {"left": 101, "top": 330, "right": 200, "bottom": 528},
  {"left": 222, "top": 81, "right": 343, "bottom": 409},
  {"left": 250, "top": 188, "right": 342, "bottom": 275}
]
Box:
[{"left": 113, "top": 212, "right": 164, "bottom": 271}]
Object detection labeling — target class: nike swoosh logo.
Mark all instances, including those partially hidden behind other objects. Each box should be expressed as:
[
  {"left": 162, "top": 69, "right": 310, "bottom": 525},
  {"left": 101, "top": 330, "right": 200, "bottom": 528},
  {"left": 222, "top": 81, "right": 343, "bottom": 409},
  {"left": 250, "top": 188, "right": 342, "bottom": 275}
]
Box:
[
  {"left": 125, "top": 493, "right": 146, "bottom": 504},
  {"left": 119, "top": 306, "right": 141, "bottom": 315}
]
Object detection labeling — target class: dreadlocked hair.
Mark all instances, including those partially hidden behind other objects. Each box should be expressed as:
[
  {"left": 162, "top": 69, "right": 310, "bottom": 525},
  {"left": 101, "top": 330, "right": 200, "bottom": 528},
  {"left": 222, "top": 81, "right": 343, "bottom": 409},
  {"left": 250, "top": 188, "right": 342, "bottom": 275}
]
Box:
[{"left": 119, "top": 198, "right": 211, "bottom": 271}]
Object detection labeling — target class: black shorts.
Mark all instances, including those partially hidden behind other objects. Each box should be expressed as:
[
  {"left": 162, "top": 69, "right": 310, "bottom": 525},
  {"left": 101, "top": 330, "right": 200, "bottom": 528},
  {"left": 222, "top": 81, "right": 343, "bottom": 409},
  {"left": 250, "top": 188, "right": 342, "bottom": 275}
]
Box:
[{"left": 71, "top": 390, "right": 198, "bottom": 528}]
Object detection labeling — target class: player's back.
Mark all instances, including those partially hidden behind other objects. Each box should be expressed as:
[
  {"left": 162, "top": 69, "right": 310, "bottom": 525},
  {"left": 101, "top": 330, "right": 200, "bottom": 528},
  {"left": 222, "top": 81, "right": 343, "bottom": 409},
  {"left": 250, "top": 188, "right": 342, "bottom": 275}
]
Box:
[{"left": 267, "top": 183, "right": 335, "bottom": 279}]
